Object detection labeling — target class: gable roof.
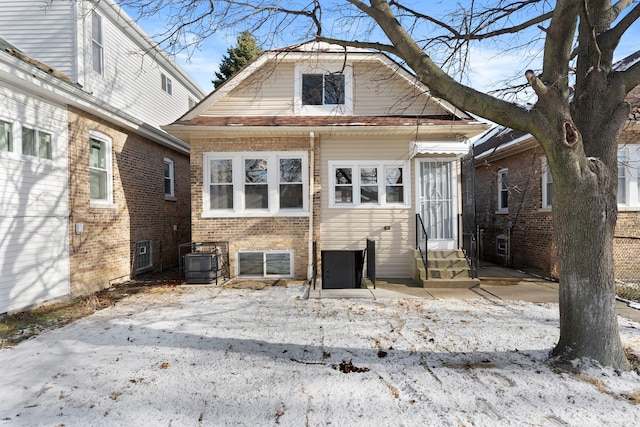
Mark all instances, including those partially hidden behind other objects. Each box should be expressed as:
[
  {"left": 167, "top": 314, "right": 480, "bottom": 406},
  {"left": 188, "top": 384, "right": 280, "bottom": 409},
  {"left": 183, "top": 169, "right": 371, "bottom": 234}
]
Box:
[{"left": 176, "top": 41, "right": 472, "bottom": 123}]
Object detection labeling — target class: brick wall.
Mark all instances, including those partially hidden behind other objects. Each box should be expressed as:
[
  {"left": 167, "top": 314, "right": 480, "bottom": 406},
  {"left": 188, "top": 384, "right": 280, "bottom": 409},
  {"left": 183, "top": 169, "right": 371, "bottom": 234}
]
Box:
[
  {"left": 476, "top": 141, "right": 640, "bottom": 281},
  {"left": 190, "top": 136, "right": 319, "bottom": 279},
  {"left": 67, "top": 107, "right": 191, "bottom": 296},
  {"left": 475, "top": 146, "right": 558, "bottom": 278}
]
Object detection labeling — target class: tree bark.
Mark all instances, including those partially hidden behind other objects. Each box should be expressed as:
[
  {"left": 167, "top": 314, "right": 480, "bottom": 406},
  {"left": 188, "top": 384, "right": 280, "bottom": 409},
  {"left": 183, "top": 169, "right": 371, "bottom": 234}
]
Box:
[{"left": 551, "top": 155, "right": 630, "bottom": 370}]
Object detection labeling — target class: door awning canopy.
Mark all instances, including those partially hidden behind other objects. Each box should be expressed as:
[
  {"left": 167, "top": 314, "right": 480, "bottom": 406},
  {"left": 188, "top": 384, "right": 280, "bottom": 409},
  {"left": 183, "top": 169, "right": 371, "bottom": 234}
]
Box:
[{"left": 410, "top": 141, "right": 471, "bottom": 158}]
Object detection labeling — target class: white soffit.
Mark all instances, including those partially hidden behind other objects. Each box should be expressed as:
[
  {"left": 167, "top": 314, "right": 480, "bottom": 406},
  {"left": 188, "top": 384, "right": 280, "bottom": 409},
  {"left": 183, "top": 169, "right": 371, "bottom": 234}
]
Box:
[{"left": 411, "top": 141, "right": 470, "bottom": 157}]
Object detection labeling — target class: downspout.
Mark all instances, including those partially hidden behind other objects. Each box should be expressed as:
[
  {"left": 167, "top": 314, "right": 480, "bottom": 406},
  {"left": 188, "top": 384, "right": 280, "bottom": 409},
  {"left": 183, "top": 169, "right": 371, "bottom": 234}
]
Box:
[{"left": 307, "top": 132, "right": 315, "bottom": 280}]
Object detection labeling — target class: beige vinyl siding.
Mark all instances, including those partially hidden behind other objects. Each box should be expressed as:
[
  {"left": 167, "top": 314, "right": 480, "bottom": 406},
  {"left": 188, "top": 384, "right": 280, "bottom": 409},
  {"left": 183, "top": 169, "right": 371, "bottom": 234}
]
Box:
[
  {"left": 320, "top": 136, "right": 416, "bottom": 278},
  {"left": 353, "top": 62, "right": 447, "bottom": 116},
  {"left": 202, "top": 62, "right": 296, "bottom": 116}
]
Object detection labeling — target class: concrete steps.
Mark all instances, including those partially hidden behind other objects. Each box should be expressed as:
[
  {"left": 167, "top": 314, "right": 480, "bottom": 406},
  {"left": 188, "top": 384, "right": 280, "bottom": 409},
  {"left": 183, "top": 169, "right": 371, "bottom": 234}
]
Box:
[{"left": 413, "top": 249, "right": 480, "bottom": 288}]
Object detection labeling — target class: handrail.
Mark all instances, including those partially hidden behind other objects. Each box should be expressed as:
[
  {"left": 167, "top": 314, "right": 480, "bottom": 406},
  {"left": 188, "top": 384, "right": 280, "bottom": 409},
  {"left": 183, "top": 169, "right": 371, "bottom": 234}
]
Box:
[{"left": 415, "top": 213, "right": 428, "bottom": 274}]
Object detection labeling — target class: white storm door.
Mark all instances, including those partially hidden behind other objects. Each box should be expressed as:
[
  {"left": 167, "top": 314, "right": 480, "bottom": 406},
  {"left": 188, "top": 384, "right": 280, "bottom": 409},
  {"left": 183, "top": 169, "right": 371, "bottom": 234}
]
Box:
[{"left": 418, "top": 159, "right": 458, "bottom": 249}]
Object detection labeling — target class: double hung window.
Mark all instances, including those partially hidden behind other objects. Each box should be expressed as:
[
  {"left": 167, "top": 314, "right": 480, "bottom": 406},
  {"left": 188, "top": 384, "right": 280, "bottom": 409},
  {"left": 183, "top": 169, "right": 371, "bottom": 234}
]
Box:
[
  {"left": 89, "top": 131, "right": 113, "bottom": 205},
  {"left": 618, "top": 145, "right": 640, "bottom": 208},
  {"left": 541, "top": 159, "right": 553, "bottom": 209},
  {"left": 330, "top": 161, "right": 408, "bottom": 207},
  {"left": 497, "top": 169, "right": 509, "bottom": 212},
  {"left": 91, "top": 11, "right": 104, "bottom": 75},
  {"left": 164, "top": 158, "right": 175, "bottom": 198},
  {"left": 204, "top": 151, "right": 308, "bottom": 216},
  {"left": 161, "top": 74, "right": 173, "bottom": 95}
]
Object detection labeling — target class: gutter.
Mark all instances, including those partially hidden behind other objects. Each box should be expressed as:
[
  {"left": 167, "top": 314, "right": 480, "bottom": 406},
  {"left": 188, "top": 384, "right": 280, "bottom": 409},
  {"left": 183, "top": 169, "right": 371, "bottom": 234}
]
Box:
[{"left": 0, "top": 50, "right": 190, "bottom": 155}]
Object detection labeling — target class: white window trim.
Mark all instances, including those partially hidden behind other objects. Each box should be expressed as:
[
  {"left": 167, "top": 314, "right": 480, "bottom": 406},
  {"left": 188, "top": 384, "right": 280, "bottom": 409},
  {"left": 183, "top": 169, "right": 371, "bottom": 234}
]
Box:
[
  {"left": 161, "top": 73, "right": 173, "bottom": 95},
  {"left": 0, "top": 118, "right": 14, "bottom": 154},
  {"left": 89, "top": 130, "right": 114, "bottom": 209},
  {"left": 203, "top": 151, "right": 309, "bottom": 218},
  {"left": 497, "top": 168, "right": 509, "bottom": 213},
  {"left": 294, "top": 62, "right": 354, "bottom": 115},
  {"left": 91, "top": 11, "right": 104, "bottom": 75},
  {"left": 236, "top": 250, "right": 294, "bottom": 278},
  {"left": 21, "top": 125, "right": 53, "bottom": 160},
  {"left": 329, "top": 160, "right": 411, "bottom": 208},
  {"left": 540, "top": 158, "right": 553, "bottom": 211},
  {"left": 618, "top": 145, "right": 640, "bottom": 211},
  {"left": 164, "top": 157, "right": 175, "bottom": 199}
]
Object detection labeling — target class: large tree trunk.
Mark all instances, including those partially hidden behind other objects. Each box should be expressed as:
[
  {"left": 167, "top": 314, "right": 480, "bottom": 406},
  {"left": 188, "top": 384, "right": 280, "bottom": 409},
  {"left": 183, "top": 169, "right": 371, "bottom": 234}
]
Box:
[{"left": 551, "top": 152, "right": 630, "bottom": 370}]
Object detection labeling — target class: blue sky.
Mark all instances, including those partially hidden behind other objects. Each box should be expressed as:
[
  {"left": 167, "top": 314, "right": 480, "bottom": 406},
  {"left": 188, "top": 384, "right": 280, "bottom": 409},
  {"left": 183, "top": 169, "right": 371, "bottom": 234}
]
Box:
[{"left": 122, "top": 2, "right": 639, "bottom": 97}]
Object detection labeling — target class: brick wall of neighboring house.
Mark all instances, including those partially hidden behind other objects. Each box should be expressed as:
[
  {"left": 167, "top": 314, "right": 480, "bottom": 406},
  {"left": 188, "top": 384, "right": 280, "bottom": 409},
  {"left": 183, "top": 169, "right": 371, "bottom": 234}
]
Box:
[
  {"left": 476, "top": 138, "right": 640, "bottom": 281},
  {"left": 475, "top": 145, "right": 558, "bottom": 278},
  {"left": 67, "top": 107, "right": 191, "bottom": 296},
  {"left": 190, "top": 136, "right": 320, "bottom": 280}
]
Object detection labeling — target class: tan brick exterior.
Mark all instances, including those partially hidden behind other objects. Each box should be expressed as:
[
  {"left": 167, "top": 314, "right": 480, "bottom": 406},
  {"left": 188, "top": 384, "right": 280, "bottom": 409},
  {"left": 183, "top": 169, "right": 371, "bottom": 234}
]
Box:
[
  {"left": 190, "top": 136, "right": 320, "bottom": 279},
  {"left": 67, "top": 107, "right": 191, "bottom": 296},
  {"left": 475, "top": 141, "right": 640, "bottom": 281}
]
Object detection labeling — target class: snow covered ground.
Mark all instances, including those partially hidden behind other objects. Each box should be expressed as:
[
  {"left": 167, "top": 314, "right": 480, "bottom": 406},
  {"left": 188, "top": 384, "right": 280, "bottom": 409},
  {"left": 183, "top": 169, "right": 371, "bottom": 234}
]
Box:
[{"left": 1, "top": 284, "right": 639, "bottom": 426}]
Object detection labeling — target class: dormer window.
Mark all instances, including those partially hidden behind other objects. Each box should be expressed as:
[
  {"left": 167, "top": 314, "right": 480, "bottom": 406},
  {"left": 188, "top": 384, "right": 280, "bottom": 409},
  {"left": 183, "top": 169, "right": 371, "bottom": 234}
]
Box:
[
  {"left": 295, "top": 63, "right": 353, "bottom": 115},
  {"left": 302, "top": 74, "right": 345, "bottom": 105}
]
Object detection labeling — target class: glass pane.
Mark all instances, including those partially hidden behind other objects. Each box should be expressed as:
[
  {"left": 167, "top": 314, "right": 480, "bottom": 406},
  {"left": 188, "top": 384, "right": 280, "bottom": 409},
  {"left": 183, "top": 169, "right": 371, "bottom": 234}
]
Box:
[
  {"left": 92, "top": 42, "right": 103, "bottom": 74},
  {"left": 386, "top": 186, "right": 404, "bottom": 203},
  {"left": 90, "top": 169, "right": 107, "bottom": 200},
  {"left": 360, "top": 167, "right": 377, "bottom": 185},
  {"left": 165, "top": 178, "right": 172, "bottom": 195},
  {"left": 92, "top": 12, "right": 102, "bottom": 41},
  {"left": 280, "top": 158, "right": 302, "bottom": 182},
  {"left": 210, "top": 159, "right": 233, "bottom": 183},
  {"left": 238, "top": 252, "right": 264, "bottom": 276},
  {"left": 386, "top": 167, "right": 402, "bottom": 184},
  {"left": 89, "top": 139, "right": 105, "bottom": 168},
  {"left": 164, "top": 162, "right": 171, "bottom": 178},
  {"left": 210, "top": 185, "right": 233, "bottom": 209},
  {"left": 0, "top": 120, "right": 12, "bottom": 151},
  {"left": 302, "top": 74, "right": 323, "bottom": 105},
  {"left": 335, "top": 167, "right": 352, "bottom": 184},
  {"left": 324, "top": 74, "right": 345, "bottom": 104},
  {"left": 22, "top": 128, "right": 36, "bottom": 156},
  {"left": 38, "top": 132, "right": 52, "bottom": 159},
  {"left": 266, "top": 253, "right": 291, "bottom": 275},
  {"left": 361, "top": 186, "right": 378, "bottom": 203},
  {"left": 245, "top": 158, "right": 268, "bottom": 183},
  {"left": 280, "top": 184, "right": 303, "bottom": 208},
  {"left": 334, "top": 186, "right": 353, "bottom": 204},
  {"left": 245, "top": 185, "right": 268, "bottom": 209}
]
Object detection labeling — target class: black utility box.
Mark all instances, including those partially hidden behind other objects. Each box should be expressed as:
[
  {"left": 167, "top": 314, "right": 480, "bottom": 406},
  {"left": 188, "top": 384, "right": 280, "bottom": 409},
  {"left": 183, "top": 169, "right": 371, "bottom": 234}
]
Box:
[{"left": 321, "top": 250, "right": 365, "bottom": 289}]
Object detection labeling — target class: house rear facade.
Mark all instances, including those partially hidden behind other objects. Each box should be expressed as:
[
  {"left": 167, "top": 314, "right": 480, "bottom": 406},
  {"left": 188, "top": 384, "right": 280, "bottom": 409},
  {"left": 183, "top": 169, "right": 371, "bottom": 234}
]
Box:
[
  {"left": 0, "top": 0, "right": 205, "bottom": 313},
  {"left": 165, "top": 42, "right": 489, "bottom": 285}
]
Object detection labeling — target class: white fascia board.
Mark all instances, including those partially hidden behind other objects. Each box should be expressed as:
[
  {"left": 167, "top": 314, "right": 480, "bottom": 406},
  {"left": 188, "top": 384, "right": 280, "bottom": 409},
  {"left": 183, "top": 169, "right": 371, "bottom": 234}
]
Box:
[{"left": 0, "top": 51, "right": 189, "bottom": 155}]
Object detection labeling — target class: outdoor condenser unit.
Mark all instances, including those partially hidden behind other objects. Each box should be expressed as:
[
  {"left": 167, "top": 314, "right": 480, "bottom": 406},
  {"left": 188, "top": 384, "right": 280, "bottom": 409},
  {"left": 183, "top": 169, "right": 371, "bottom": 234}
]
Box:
[{"left": 184, "top": 252, "right": 219, "bottom": 284}]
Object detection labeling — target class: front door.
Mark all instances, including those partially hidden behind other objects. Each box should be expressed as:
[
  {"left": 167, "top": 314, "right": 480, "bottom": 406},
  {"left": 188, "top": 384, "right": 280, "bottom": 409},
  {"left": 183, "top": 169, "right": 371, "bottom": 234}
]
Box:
[{"left": 418, "top": 159, "right": 458, "bottom": 249}]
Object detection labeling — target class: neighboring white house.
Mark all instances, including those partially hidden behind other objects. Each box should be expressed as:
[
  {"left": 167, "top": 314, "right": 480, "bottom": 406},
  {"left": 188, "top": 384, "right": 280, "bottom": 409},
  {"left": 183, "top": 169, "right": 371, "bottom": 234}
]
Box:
[
  {"left": 0, "top": 0, "right": 203, "bottom": 129},
  {"left": 0, "top": 0, "right": 205, "bottom": 314}
]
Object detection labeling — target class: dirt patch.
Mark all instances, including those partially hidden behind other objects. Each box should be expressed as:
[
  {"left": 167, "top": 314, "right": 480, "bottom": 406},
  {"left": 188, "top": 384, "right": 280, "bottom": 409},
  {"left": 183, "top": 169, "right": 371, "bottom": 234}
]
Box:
[
  {"left": 223, "top": 279, "right": 301, "bottom": 290},
  {"left": 0, "top": 270, "right": 181, "bottom": 348}
]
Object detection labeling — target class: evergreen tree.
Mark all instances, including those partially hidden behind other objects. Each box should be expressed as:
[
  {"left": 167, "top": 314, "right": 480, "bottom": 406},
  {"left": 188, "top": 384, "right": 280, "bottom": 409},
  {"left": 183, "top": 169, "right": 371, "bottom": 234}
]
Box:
[{"left": 213, "top": 31, "right": 262, "bottom": 89}]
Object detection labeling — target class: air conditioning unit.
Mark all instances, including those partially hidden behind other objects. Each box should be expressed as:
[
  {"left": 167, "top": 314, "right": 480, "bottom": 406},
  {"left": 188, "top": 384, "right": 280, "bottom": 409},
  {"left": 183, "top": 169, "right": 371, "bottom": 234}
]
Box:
[{"left": 184, "top": 252, "right": 220, "bottom": 284}]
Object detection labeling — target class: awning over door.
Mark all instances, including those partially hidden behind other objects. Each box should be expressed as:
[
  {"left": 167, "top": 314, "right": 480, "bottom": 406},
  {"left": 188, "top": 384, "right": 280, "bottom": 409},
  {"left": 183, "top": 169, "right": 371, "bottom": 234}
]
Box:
[{"left": 410, "top": 141, "right": 471, "bottom": 158}]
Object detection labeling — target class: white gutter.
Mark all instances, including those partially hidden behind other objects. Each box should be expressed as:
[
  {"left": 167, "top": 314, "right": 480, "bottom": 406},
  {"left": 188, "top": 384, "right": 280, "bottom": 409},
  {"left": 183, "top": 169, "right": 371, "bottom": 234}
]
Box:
[{"left": 0, "top": 50, "right": 190, "bottom": 155}]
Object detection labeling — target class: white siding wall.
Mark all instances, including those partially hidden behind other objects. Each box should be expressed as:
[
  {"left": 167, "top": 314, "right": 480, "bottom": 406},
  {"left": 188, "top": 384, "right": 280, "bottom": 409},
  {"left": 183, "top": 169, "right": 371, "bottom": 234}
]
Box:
[
  {"left": 0, "top": 0, "right": 77, "bottom": 79},
  {"left": 0, "top": 83, "right": 70, "bottom": 313},
  {"left": 320, "top": 136, "right": 415, "bottom": 278},
  {"left": 0, "top": 1, "right": 202, "bottom": 129},
  {"left": 80, "top": 4, "right": 201, "bottom": 128}
]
